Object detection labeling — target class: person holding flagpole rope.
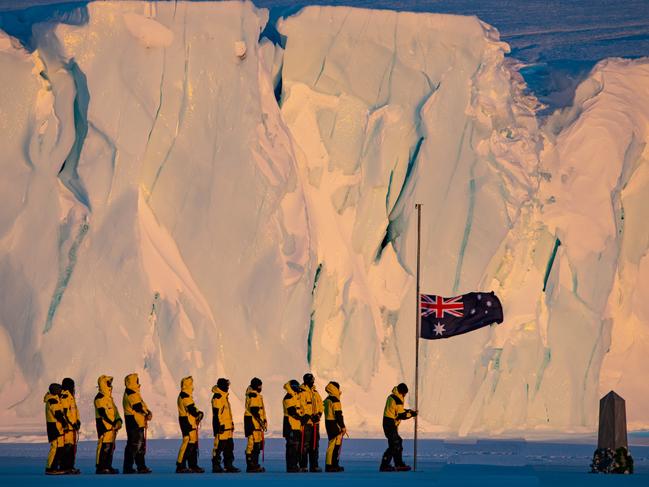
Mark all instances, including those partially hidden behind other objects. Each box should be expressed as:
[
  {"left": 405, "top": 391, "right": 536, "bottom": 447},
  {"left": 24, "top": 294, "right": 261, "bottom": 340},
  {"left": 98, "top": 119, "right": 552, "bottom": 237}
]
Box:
[{"left": 380, "top": 383, "right": 417, "bottom": 472}]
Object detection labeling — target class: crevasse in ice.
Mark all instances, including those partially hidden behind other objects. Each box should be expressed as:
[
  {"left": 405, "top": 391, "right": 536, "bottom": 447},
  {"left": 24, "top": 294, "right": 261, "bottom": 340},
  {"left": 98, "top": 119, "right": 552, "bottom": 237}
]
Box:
[{"left": 0, "top": 1, "right": 648, "bottom": 438}]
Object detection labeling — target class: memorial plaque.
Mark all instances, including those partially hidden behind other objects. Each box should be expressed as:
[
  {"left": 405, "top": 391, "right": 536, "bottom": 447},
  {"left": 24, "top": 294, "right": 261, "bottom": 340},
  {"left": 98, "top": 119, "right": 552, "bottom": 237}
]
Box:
[
  {"left": 591, "top": 390, "right": 633, "bottom": 474},
  {"left": 597, "top": 391, "right": 628, "bottom": 450}
]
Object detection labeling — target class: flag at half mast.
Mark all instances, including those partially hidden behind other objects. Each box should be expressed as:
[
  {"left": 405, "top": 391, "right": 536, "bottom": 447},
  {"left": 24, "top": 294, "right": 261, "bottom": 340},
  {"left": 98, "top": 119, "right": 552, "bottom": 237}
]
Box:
[{"left": 419, "top": 292, "right": 504, "bottom": 339}]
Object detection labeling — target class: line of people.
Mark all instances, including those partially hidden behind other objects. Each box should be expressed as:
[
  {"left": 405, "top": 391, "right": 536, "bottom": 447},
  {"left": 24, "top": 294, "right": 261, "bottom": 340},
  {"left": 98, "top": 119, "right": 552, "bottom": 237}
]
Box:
[{"left": 44, "top": 373, "right": 416, "bottom": 475}]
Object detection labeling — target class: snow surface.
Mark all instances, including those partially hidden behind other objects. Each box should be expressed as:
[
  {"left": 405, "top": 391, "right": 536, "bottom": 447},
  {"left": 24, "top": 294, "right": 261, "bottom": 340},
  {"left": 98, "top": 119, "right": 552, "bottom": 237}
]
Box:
[
  {"left": 1, "top": 1, "right": 649, "bottom": 441},
  {"left": 0, "top": 439, "right": 648, "bottom": 483}
]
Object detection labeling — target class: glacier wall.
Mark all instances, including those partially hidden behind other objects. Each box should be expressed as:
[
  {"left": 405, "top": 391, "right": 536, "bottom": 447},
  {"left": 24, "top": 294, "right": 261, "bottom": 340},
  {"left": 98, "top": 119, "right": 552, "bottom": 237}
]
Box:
[{"left": 0, "top": 1, "right": 648, "bottom": 439}]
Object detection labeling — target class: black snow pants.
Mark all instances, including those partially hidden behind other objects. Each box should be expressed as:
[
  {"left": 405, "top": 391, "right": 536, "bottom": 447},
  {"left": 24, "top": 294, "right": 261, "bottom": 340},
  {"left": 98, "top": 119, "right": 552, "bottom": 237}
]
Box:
[
  {"left": 213, "top": 438, "right": 235, "bottom": 469},
  {"left": 300, "top": 423, "right": 320, "bottom": 470},
  {"left": 123, "top": 427, "right": 147, "bottom": 471},
  {"left": 285, "top": 430, "right": 301, "bottom": 471},
  {"left": 381, "top": 421, "right": 404, "bottom": 467}
]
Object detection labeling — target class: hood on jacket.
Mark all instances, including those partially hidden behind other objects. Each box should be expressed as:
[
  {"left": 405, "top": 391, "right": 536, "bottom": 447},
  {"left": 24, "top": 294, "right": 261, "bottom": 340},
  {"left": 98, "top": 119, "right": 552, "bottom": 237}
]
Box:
[
  {"left": 44, "top": 392, "right": 58, "bottom": 403},
  {"left": 284, "top": 381, "right": 299, "bottom": 396},
  {"left": 125, "top": 373, "right": 140, "bottom": 392},
  {"left": 325, "top": 381, "right": 341, "bottom": 398},
  {"left": 181, "top": 376, "right": 194, "bottom": 393},
  {"left": 391, "top": 386, "right": 405, "bottom": 402},
  {"left": 98, "top": 375, "right": 113, "bottom": 395}
]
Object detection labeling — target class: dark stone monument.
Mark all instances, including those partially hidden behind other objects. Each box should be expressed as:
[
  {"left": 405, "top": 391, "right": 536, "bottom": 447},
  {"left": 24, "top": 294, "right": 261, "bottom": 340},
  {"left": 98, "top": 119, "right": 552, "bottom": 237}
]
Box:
[{"left": 590, "top": 391, "right": 634, "bottom": 474}]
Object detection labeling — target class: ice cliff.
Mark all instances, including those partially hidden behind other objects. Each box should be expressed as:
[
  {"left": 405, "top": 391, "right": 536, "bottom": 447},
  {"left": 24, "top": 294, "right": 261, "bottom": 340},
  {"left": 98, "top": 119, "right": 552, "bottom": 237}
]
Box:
[{"left": 0, "top": 1, "right": 648, "bottom": 439}]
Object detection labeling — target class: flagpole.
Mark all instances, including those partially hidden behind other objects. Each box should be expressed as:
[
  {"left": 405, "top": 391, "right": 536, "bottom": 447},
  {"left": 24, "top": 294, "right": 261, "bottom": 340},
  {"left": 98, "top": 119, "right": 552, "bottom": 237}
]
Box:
[{"left": 414, "top": 203, "right": 422, "bottom": 472}]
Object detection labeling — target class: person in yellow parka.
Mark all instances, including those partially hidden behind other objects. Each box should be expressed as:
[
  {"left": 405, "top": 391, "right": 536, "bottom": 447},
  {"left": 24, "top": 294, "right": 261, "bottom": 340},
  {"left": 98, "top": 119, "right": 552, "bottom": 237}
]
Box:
[
  {"left": 283, "top": 379, "right": 307, "bottom": 473},
  {"left": 94, "top": 375, "right": 122, "bottom": 474},
  {"left": 379, "top": 383, "right": 417, "bottom": 472},
  {"left": 176, "top": 376, "right": 205, "bottom": 473},
  {"left": 44, "top": 383, "right": 67, "bottom": 475},
  {"left": 123, "top": 373, "right": 153, "bottom": 474},
  {"left": 211, "top": 378, "right": 240, "bottom": 473},
  {"left": 298, "top": 373, "right": 323, "bottom": 472},
  {"left": 60, "top": 378, "right": 81, "bottom": 474},
  {"left": 244, "top": 377, "right": 266, "bottom": 473},
  {"left": 323, "top": 381, "right": 346, "bottom": 472}
]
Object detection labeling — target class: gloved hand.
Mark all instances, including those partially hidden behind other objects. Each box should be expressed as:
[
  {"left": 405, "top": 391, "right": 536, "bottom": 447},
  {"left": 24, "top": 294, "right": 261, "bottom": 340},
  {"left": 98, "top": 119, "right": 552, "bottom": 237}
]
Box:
[
  {"left": 146, "top": 411, "right": 153, "bottom": 422},
  {"left": 74, "top": 420, "right": 81, "bottom": 431},
  {"left": 312, "top": 414, "right": 320, "bottom": 423},
  {"left": 197, "top": 411, "right": 204, "bottom": 423},
  {"left": 115, "top": 419, "right": 123, "bottom": 430},
  {"left": 219, "top": 424, "right": 225, "bottom": 434},
  {"left": 300, "top": 415, "right": 310, "bottom": 425},
  {"left": 262, "top": 420, "right": 268, "bottom": 432},
  {"left": 408, "top": 409, "right": 418, "bottom": 417},
  {"left": 341, "top": 427, "right": 347, "bottom": 436}
]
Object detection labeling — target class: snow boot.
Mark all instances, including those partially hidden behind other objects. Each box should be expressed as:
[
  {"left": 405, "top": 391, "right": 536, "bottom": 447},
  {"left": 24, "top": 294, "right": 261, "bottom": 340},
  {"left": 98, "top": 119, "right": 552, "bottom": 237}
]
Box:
[
  {"left": 212, "top": 455, "right": 224, "bottom": 473},
  {"left": 187, "top": 444, "right": 204, "bottom": 473},
  {"left": 380, "top": 464, "right": 396, "bottom": 472},
  {"left": 136, "top": 466, "right": 152, "bottom": 474},
  {"left": 224, "top": 463, "right": 241, "bottom": 473},
  {"left": 61, "top": 445, "right": 79, "bottom": 474},
  {"left": 395, "top": 464, "right": 411, "bottom": 472},
  {"left": 45, "top": 467, "right": 66, "bottom": 475},
  {"left": 246, "top": 453, "right": 265, "bottom": 473}
]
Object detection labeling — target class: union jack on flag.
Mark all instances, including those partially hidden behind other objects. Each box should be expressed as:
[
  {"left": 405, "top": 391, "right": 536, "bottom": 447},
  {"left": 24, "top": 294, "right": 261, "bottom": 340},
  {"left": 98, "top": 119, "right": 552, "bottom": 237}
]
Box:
[
  {"left": 420, "top": 294, "right": 464, "bottom": 318},
  {"left": 419, "top": 292, "right": 504, "bottom": 340}
]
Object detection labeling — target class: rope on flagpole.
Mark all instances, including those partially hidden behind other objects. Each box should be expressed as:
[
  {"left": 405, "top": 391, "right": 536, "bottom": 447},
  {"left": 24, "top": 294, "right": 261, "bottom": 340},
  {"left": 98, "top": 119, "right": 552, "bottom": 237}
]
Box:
[{"left": 414, "top": 203, "right": 421, "bottom": 472}]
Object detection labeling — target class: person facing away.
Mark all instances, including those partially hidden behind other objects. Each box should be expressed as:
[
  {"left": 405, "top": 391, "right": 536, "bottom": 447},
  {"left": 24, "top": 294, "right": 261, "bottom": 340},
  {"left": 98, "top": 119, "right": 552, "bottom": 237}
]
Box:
[
  {"left": 283, "top": 379, "right": 307, "bottom": 473},
  {"left": 94, "top": 375, "right": 122, "bottom": 474},
  {"left": 244, "top": 377, "right": 267, "bottom": 473},
  {"left": 298, "top": 373, "right": 324, "bottom": 472},
  {"left": 60, "top": 378, "right": 81, "bottom": 474},
  {"left": 44, "top": 383, "right": 68, "bottom": 475},
  {"left": 323, "top": 381, "right": 346, "bottom": 472},
  {"left": 380, "top": 383, "right": 417, "bottom": 472},
  {"left": 176, "top": 375, "right": 205, "bottom": 473},
  {"left": 122, "top": 373, "right": 153, "bottom": 474},
  {"left": 211, "top": 378, "right": 240, "bottom": 473}
]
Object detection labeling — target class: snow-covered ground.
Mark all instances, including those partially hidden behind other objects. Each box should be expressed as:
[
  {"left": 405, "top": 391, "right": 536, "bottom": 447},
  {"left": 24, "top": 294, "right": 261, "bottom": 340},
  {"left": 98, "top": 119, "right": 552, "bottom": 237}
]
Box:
[
  {"left": 1, "top": 0, "right": 649, "bottom": 441},
  {"left": 1, "top": 438, "right": 648, "bottom": 483}
]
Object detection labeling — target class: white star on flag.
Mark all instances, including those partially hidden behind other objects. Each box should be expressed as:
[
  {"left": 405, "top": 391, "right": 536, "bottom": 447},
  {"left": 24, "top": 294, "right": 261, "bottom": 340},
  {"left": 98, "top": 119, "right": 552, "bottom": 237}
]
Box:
[{"left": 434, "top": 322, "right": 445, "bottom": 336}]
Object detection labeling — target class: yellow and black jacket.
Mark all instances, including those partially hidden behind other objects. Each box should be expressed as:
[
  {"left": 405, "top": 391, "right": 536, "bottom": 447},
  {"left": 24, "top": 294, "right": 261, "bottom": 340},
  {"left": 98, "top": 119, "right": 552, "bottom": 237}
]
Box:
[
  {"left": 324, "top": 382, "right": 345, "bottom": 438},
  {"left": 60, "top": 389, "right": 80, "bottom": 432},
  {"left": 383, "top": 386, "right": 414, "bottom": 431},
  {"left": 178, "top": 376, "right": 203, "bottom": 436},
  {"left": 299, "top": 383, "right": 323, "bottom": 425},
  {"left": 94, "top": 375, "right": 122, "bottom": 436},
  {"left": 123, "top": 373, "right": 151, "bottom": 430},
  {"left": 44, "top": 392, "right": 66, "bottom": 442},
  {"left": 282, "top": 382, "right": 304, "bottom": 437},
  {"left": 211, "top": 385, "right": 233, "bottom": 437},
  {"left": 244, "top": 386, "right": 266, "bottom": 436}
]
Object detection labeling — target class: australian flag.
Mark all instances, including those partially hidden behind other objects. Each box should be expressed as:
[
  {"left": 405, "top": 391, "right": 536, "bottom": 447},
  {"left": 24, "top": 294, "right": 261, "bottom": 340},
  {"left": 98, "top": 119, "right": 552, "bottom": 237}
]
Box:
[{"left": 420, "top": 292, "right": 503, "bottom": 340}]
